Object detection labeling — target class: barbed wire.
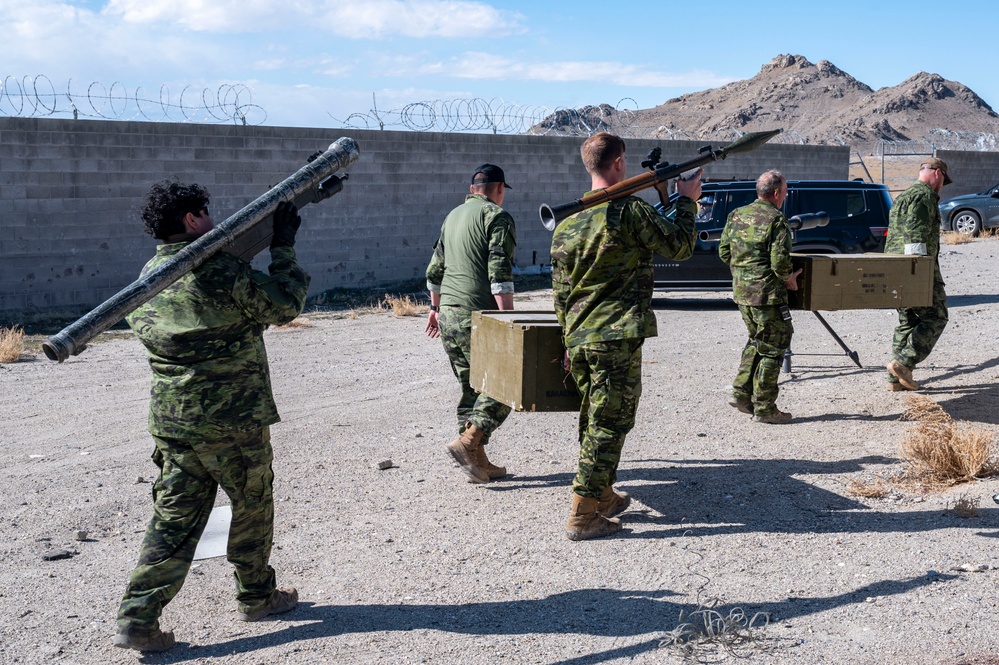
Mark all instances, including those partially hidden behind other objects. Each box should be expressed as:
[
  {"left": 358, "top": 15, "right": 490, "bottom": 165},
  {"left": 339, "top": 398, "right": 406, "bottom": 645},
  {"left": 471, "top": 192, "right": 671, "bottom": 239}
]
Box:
[
  {"left": 332, "top": 96, "right": 811, "bottom": 143},
  {"left": 0, "top": 75, "right": 266, "bottom": 125},
  {"left": 877, "top": 130, "right": 999, "bottom": 155}
]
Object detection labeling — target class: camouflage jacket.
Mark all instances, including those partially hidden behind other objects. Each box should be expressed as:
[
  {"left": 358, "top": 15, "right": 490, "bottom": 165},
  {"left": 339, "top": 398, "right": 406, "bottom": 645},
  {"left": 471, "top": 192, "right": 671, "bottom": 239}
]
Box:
[
  {"left": 127, "top": 244, "right": 310, "bottom": 439},
  {"left": 718, "top": 198, "right": 793, "bottom": 306},
  {"left": 885, "top": 180, "right": 941, "bottom": 261},
  {"left": 426, "top": 194, "right": 516, "bottom": 311},
  {"left": 551, "top": 194, "right": 696, "bottom": 347}
]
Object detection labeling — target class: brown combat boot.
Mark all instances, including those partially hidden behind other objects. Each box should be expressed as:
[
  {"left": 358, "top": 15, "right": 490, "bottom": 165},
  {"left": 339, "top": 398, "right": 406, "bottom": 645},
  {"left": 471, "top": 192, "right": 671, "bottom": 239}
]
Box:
[
  {"left": 446, "top": 423, "right": 490, "bottom": 483},
  {"left": 728, "top": 396, "right": 753, "bottom": 414},
  {"left": 754, "top": 409, "right": 793, "bottom": 424},
  {"left": 887, "top": 360, "right": 920, "bottom": 391},
  {"left": 237, "top": 587, "right": 299, "bottom": 622},
  {"left": 473, "top": 444, "right": 507, "bottom": 480},
  {"left": 596, "top": 485, "right": 631, "bottom": 518},
  {"left": 113, "top": 626, "right": 176, "bottom": 652},
  {"left": 565, "top": 493, "right": 623, "bottom": 541}
]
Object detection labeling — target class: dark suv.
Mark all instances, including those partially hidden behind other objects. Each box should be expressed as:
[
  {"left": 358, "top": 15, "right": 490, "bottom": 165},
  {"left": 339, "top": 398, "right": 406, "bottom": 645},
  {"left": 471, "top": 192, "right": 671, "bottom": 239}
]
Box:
[{"left": 654, "top": 180, "right": 892, "bottom": 290}]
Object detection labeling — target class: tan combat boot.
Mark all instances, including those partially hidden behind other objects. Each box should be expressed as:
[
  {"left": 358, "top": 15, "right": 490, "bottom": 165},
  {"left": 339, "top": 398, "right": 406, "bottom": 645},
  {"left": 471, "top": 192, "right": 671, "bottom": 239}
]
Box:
[
  {"left": 565, "top": 493, "right": 622, "bottom": 541},
  {"left": 596, "top": 485, "right": 631, "bottom": 518},
  {"left": 474, "top": 444, "right": 507, "bottom": 480},
  {"left": 446, "top": 423, "right": 490, "bottom": 483},
  {"left": 113, "top": 626, "right": 176, "bottom": 652},
  {"left": 887, "top": 360, "right": 920, "bottom": 391},
  {"left": 237, "top": 587, "right": 299, "bottom": 622}
]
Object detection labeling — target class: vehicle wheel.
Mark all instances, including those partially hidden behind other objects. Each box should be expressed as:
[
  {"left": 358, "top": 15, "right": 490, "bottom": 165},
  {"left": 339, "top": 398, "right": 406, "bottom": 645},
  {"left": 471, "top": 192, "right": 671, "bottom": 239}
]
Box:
[{"left": 953, "top": 210, "right": 982, "bottom": 237}]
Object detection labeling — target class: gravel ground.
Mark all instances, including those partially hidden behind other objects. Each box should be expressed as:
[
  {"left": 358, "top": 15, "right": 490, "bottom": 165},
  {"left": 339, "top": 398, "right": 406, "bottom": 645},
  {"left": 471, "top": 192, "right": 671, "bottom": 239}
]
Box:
[{"left": 2, "top": 239, "right": 999, "bottom": 665}]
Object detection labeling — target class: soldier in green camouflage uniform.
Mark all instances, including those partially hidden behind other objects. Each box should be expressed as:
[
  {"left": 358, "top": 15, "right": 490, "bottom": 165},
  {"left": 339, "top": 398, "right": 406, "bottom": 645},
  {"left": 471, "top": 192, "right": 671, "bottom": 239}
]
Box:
[
  {"left": 551, "top": 132, "right": 699, "bottom": 540},
  {"left": 884, "top": 158, "right": 952, "bottom": 391},
  {"left": 719, "top": 170, "right": 801, "bottom": 424},
  {"left": 114, "top": 182, "right": 309, "bottom": 652},
  {"left": 425, "top": 164, "right": 516, "bottom": 484}
]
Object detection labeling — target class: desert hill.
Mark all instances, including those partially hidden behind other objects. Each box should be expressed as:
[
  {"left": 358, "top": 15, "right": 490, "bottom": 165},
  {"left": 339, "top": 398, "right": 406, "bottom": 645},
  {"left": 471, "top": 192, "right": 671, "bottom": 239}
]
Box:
[{"left": 536, "top": 54, "right": 999, "bottom": 153}]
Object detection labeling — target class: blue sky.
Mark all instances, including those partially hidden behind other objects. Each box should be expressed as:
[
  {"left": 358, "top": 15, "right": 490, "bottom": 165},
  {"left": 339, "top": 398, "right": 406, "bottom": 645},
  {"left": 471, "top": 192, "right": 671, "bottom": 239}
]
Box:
[{"left": 3, "top": 0, "right": 997, "bottom": 131}]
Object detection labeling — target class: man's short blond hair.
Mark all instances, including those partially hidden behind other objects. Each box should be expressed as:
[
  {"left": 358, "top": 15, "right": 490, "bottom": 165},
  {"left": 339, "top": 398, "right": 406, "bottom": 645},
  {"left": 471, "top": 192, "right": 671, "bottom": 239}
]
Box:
[
  {"left": 581, "top": 132, "right": 626, "bottom": 175},
  {"left": 756, "top": 170, "right": 785, "bottom": 198}
]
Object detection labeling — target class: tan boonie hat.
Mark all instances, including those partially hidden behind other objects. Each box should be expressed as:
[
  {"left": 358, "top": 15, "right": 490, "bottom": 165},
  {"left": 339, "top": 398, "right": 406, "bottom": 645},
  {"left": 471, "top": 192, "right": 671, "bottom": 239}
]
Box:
[{"left": 921, "top": 157, "right": 952, "bottom": 186}]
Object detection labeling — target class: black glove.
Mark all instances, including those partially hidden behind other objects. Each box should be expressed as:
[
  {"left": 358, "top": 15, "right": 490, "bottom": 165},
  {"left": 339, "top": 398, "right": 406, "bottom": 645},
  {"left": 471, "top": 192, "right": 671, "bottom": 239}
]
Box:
[{"left": 271, "top": 201, "right": 302, "bottom": 249}]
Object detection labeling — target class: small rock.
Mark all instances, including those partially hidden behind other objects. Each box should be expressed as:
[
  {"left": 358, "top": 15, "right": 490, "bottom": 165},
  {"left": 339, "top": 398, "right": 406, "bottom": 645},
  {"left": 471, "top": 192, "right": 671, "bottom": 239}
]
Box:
[
  {"left": 41, "top": 549, "right": 75, "bottom": 561},
  {"left": 377, "top": 459, "right": 394, "bottom": 470},
  {"left": 952, "top": 563, "right": 990, "bottom": 573},
  {"left": 74, "top": 530, "right": 88, "bottom": 541}
]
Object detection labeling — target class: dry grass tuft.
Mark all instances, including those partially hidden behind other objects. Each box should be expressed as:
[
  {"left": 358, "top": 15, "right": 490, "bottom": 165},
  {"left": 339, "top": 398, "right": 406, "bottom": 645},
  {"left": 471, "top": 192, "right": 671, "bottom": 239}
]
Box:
[
  {"left": 846, "top": 478, "right": 891, "bottom": 499},
  {"left": 275, "top": 317, "right": 313, "bottom": 330},
  {"left": 660, "top": 600, "right": 774, "bottom": 661},
  {"left": 947, "top": 492, "right": 980, "bottom": 518},
  {"left": 941, "top": 230, "right": 975, "bottom": 245},
  {"left": 898, "top": 395, "right": 998, "bottom": 485},
  {"left": 0, "top": 325, "right": 26, "bottom": 363},
  {"left": 380, "top": 294, "right": 422, "bottom": 317}
]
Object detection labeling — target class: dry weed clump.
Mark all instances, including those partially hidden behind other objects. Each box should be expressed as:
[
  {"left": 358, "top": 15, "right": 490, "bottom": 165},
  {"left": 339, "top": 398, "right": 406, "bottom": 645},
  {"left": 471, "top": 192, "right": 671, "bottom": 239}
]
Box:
[
  {"left": 0, "top": 325, "right": 26, "bottom": 363},
  {"left": 275, "top": 317, "right": 313, "bottom": 330},
  {"left": 899, "top": 395, "right": 998, "bottom": 485},
  {"left": 941, "top": 230, "right": 975, "bottom": 245},
  {"left": 380, "top": 294, "right": 422, "bottom": 317},
  {"left": 947, "top": 492, "right": 981, "bottom": 518},
  {"left": 846, "top": 478, "right": 891, "bottom": 499},
  {"left": 659, "top": 600, "right": 774, "bottom": 661}
]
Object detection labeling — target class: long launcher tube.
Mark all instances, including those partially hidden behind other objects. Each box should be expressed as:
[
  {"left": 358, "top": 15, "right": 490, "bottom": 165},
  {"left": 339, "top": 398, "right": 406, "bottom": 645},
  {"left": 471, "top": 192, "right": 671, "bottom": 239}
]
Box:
[
  {"left": 42, "top": 137, "right": 360, "bottom": 362},
  {"left": 539, "top": 129, "right": 782, "bottom": 231}
]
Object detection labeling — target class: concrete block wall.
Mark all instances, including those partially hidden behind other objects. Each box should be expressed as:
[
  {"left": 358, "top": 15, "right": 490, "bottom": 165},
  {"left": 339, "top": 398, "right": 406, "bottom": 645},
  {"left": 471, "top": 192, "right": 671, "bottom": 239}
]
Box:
[
  {"left": 0, "top": 117, "right": 848, "bottom": 319},
  {"left": 936, "top": 150, "right": 999, "bottom": 198}
]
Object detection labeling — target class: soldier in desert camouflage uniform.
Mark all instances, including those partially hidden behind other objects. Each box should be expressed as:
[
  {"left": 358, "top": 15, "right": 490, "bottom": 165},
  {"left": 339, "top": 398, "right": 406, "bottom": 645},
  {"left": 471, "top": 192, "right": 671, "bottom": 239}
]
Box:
[
  {"left": 425, "top": 164, "right": 517, "bottom": 484},
  {"left": 884, "top": 158, "right": 952, "bottom": 391},
  {"left": 114, "top": 182, "right": 309, "bottom": 652},
  {"left": 551, "top": 132, "right": 700, "bottom": 541},
  {"left": 719, "top": 170, "right": 802, "bottom": 424}
]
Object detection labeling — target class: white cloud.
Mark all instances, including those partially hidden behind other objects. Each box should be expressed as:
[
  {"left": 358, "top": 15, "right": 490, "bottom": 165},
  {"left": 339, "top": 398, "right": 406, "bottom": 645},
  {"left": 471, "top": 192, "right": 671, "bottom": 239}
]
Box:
[
  {"left": 102, "top": 0, "right": 524, "bottom": 38},
  {"left": 398, "top": 52, "right": 736, "bottom": 88}
]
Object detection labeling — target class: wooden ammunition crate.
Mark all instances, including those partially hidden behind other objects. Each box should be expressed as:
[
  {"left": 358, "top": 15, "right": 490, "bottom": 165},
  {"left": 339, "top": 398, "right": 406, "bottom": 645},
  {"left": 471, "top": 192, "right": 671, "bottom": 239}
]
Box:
[
  {"left": 788, "top": 253, "right": 935, "bottom": 311},
  {"left": 470, "top": 311, "right": 580, "bottom": 412}
]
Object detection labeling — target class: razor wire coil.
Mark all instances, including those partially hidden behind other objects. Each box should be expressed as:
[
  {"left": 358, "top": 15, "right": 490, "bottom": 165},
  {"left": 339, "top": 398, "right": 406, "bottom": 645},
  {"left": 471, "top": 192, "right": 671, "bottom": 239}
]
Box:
[{"left": 0, "top": 75, "right": 265, "bottom": 125}]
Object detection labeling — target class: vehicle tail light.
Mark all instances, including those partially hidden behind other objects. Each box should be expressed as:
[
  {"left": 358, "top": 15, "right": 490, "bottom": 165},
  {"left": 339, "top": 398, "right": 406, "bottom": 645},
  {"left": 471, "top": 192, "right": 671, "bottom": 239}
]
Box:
[{"left": 869, "top": 227, "right": 889, "bottom": 237}]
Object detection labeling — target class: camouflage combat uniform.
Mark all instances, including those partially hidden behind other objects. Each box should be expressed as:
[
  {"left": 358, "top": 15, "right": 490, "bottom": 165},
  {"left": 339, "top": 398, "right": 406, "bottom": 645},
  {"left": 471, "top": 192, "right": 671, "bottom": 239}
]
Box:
[
  {"left": 426, "top": 193, "right": 516, "bottom": 439},
  {"left": 551, "top": 194, "right": 696, "bottom": 498},
  {"left": 718, "top": 198, "right": 794, "bottom": 416},
  {"left": 885, "top": 180, "right": 948, "bottom": 382},
  {"left": 117, "top": 243, "right": 309, "bottom": 635}
]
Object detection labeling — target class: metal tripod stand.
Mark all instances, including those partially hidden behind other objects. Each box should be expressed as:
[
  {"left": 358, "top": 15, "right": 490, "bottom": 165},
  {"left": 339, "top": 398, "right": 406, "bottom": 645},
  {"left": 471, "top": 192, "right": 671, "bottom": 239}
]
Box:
[{"left": 782, "top": 311, "right": 862, "bottom": 372}]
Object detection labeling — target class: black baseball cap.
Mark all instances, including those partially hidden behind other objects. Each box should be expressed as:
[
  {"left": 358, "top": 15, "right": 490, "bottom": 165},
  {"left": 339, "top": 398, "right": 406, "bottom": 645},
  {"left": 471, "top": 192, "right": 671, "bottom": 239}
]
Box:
[{"left": 471, "top": 163, "right": 512, "bottom": 189}]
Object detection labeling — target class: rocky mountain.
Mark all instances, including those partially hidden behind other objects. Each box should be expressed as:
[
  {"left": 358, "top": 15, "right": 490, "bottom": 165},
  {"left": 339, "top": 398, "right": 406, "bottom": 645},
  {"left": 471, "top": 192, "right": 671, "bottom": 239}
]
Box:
[{"left": 536, "top": 54, "right": 999, "bottom": 153}]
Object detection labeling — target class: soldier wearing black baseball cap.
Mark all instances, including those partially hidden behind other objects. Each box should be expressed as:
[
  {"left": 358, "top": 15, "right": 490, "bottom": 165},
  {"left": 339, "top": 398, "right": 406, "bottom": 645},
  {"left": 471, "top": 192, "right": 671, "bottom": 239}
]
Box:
[
  {"left": 471, "top": 163, "right": 512, "bottom": 189},
  {"left": 426, "top": 161, "right": 518, "bottom": 485}
]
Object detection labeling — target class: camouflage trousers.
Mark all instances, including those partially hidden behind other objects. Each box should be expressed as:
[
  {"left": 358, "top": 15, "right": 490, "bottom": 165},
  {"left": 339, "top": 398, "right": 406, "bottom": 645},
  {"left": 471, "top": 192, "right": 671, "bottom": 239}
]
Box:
[
  {"left": 117, "top": 428, "right": 277, "bottom": 631},
  {"left": 438, "top": 306, "right": 512, "bottom": 439},
  {"left": 733, "top": 304, "right": 793, "bottom": 416},
  {"left": 889, "top": 279, "right": 948, "bottom": 381},
  {"left": 568, "top": 338, "right": 643, "bottom": 498}
]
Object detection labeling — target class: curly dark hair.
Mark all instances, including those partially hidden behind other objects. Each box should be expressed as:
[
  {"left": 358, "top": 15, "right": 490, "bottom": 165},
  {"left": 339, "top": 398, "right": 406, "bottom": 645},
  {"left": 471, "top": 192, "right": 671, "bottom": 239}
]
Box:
[{"left": 140, "top": 181, "right": 211, "bottom": 239}]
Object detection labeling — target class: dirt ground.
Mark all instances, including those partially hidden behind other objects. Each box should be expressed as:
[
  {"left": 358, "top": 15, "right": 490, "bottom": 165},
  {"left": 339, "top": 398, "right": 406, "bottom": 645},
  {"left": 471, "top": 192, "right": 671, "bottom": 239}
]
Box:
[{"left": 2, "top": 238, "right": 999, "bottom": 664}]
